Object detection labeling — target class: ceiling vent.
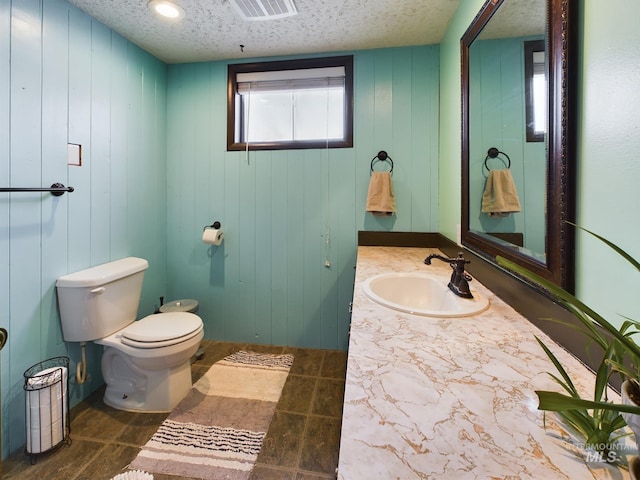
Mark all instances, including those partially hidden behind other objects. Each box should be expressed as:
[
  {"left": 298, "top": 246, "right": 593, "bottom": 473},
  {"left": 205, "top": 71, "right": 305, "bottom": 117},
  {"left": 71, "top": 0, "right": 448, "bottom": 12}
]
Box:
[{"left": 228, "top": 0, "right": 297, "bottom": 21}]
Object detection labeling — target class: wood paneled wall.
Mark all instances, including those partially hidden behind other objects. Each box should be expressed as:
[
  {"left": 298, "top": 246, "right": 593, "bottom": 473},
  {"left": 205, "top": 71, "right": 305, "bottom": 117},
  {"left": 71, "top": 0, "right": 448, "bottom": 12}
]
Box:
[
  {"left": 0, "top": 0, "right": 441, "bottom": 458},
  {"left": 165, "top": 46, "right": 440, "bottom": 352},
  {"left": 0, "top": 0, "right": 167, "bottom": 456}
]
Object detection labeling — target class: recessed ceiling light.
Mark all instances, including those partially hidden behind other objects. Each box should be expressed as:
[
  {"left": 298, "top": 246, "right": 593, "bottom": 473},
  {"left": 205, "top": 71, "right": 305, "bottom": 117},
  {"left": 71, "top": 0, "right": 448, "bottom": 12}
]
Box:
[{"left": 148, "top": 0, "right": 185, "bottom": 19}]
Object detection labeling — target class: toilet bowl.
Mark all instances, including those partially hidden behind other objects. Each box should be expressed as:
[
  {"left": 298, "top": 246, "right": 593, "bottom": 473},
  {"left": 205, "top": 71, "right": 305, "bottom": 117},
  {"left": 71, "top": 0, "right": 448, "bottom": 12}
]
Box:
[
  {"left": 96, "top": 312, "right": 204, "bottom": 412},
  {"left": 56, "top": 257, "right": 204, "bottom": 413}
]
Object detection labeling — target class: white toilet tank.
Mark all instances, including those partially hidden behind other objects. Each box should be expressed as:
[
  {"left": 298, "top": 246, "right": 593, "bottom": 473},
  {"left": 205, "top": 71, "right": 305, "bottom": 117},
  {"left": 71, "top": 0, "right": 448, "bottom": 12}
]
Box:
[{"left": 56, "top": 257, "right": 149, "bottom": 342}]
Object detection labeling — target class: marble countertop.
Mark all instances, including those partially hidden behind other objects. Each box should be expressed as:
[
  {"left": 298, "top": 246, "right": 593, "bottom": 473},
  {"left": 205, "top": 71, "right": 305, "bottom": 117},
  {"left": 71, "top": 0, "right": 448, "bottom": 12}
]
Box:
[{"left": 337, "top": 246, "right": 632, "bottom": 480}]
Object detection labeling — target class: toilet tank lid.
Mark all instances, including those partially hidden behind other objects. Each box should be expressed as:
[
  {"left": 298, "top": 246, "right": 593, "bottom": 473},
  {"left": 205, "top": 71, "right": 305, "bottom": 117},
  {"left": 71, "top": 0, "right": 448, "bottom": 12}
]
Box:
[{"left": 56, "top": 257, "right": 149, "bottom": 288}]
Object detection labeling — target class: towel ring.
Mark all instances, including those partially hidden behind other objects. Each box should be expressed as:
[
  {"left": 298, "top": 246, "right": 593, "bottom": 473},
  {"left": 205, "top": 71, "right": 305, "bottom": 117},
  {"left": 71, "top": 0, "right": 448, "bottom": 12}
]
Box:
[
  {"left": 370, "top": 150, "right": 394, "bottom": 174},
  {"left": 484, "top": 147, "right": 511, "bottom": 171}
]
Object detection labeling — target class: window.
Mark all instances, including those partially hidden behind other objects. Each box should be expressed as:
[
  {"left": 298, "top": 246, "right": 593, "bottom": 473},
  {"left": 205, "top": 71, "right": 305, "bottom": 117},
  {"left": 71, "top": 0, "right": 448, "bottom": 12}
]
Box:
[
  {"left": 227, "top": 56, "right": 353, "bottom": 151},
  {"left": 524, "top": 40, "right": 546, "bottom": 142}
]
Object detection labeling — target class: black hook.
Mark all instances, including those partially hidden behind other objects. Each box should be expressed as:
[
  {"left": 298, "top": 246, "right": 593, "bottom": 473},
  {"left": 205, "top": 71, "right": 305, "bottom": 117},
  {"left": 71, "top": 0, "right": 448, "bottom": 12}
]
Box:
[
  {"left": 484, "top": 147, "right": 511, "bottom": 171},
  {"left": 203, "top": 220, "right": 221, "bottom": 231},
  {"left": 370, "top": 150, "right": 394, "bottom": 174}
]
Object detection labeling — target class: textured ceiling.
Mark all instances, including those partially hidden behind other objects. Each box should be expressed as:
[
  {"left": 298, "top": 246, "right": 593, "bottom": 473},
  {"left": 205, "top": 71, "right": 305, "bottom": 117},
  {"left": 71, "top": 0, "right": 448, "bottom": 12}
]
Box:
[
  {"left": 479, "top": 0, "right": 545, "bottom": 40},
  {"left": 66, "top": 0, "right": 461, "bottom": 64}
]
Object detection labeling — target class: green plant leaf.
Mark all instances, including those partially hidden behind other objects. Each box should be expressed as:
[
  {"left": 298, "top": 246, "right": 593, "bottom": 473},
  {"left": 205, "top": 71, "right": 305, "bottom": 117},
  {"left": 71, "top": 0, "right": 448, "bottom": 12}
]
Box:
[
  {"left": 538, "top": 316, "right": 610, "bottom": 353},
  {"left": 536, "top": 390, "right": 640, "bottom": 415},
  {"left": 557, "top": 408, "right": 596, "bottom": 440},
  {"left": 593, "top": 342, "right": 618, "bottom": 402},
  {"left": 497, "top": 226, "right": 640, "bottom": 451},
  {"left": 497, "top": 256, "right": 640, "bottom": 362},
  {"left": 570, "top": 223, "right": 640, "bottom": 272},
  {"left": 536, "top": 336, "right": 579, "bottom": 397},
  {"left": 606, "top": 359, "right": 637, "bottom": 382}
]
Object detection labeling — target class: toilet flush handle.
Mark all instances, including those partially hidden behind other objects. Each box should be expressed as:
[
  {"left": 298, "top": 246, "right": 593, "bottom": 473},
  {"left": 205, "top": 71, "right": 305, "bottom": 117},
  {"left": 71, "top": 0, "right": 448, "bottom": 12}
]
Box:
[{"left": 90, "top": 287, "right": 106, "bottom": 294}]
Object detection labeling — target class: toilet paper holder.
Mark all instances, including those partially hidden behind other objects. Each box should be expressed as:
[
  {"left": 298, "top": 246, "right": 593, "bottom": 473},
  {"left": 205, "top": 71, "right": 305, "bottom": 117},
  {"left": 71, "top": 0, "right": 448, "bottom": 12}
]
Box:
[
  {"left": 202, "top": 221, "right": 224, "bottom": 247},
  {"left": 203, "top": 220, "right": 221, "bottom": 231}
]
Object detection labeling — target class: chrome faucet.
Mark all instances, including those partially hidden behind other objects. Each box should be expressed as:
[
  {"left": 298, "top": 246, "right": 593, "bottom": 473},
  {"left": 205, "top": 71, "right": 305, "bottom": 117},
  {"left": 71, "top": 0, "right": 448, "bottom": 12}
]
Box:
[{"left": 424, "top": 252, "right": 474, "bottom": 299}]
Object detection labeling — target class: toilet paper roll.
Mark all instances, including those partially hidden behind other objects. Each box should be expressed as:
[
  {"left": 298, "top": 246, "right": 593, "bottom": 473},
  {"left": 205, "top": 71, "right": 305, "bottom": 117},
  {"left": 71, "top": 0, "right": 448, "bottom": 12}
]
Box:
[
  {"left": 202, "top": 227, "right": 224, "bottom": 246},
  {"left": 25, "top": 366, "right": 68, "bottom": 454},
  {"left": 27, "top": 419, "right": 63, "bottom": 454}
]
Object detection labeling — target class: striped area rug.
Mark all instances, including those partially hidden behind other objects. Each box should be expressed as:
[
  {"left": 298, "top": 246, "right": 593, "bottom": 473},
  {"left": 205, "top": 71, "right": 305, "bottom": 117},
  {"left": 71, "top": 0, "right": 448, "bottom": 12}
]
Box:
[{"left": 129, "top": 350, "right": 293, "bottom": 480}]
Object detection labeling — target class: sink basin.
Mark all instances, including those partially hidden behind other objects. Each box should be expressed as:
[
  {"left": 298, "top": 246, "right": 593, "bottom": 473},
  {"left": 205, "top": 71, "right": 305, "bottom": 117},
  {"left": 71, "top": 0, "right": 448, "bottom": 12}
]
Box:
[{"left": 362, "top": 272, "right": 489, "bottom": 318}]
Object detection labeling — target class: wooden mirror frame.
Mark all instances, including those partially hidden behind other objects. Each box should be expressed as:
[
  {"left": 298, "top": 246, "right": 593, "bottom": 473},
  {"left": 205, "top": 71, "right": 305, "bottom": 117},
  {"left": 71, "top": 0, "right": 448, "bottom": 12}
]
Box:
[{"left": 461, "top": 0, "right": 577, "bottom": 292}]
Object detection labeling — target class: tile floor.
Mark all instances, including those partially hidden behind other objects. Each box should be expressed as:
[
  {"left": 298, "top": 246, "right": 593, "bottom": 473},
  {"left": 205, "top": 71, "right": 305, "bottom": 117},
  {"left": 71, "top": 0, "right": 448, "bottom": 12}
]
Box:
[{"left": 3, "top": 340, "right": 347, "bottom": 480}]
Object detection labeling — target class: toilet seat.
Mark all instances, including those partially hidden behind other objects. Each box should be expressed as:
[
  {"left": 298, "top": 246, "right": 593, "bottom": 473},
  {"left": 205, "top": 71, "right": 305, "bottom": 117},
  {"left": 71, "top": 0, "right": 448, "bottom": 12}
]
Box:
[{"left": 120, "top": 312, "right": 203, "bottom": 349}]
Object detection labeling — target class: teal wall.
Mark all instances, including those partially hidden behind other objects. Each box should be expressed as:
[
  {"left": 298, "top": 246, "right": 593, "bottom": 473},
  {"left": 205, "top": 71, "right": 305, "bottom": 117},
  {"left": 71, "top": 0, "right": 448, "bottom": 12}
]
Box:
[
  {"left": 575, "top": 0, "right": 640, "bottom": 330},
  {"left": 1, "top": 0, "right": 167, "bottom": 457},
  {"left": 165, "top": 47, "right": 440, "bottom": 351},
  {"left": 440, "top": 0, "right": 640, "bottom": 329},
  {"left": 0, "top": 0, "right": 439, "bottom": 457},
  {"left": 438, "top": 0, "right": 486, "bottom": 244}
]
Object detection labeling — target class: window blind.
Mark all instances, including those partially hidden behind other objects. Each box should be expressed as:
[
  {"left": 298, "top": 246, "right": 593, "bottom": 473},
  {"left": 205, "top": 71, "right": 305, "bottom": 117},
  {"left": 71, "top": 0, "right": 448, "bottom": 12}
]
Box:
[{"left": 237, "top": 66, "right": 345, "bottom": 93}]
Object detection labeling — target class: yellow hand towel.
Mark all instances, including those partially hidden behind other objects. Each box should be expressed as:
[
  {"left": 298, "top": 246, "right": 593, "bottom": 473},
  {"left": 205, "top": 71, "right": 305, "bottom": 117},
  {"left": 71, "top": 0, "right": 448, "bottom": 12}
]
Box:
[
  {"left": 366, "top": 171, "right": 396, "bottom": 216},
  {"left": 481, "top": 169, "right": 521, "bottom": 217}
]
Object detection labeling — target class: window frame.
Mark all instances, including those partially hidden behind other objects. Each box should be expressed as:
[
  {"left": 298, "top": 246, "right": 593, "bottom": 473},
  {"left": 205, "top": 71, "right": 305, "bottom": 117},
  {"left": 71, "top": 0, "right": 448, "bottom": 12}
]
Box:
[
  {"left": 227, "top": 56, "right": 354, "bottom": 151},
  {"left": 524, "top": 40, "right": 546, "bottom": 143}
]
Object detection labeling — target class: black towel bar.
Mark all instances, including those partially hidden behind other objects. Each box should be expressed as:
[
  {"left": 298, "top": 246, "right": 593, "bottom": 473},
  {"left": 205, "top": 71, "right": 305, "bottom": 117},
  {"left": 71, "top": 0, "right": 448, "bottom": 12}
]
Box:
[{"left": 0, "top": 183, "right": 74, "bottom": 196}]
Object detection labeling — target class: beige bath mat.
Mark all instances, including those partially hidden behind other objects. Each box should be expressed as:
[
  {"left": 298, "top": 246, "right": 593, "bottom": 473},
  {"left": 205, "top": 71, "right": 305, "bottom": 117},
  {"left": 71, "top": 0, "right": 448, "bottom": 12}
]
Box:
[{"left": 128, "top": 350, "right": 293, "bottom": 480}]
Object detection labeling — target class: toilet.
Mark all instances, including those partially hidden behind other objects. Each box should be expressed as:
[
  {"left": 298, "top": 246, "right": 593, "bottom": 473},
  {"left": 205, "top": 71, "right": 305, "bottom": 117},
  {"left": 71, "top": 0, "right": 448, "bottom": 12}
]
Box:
[{"left": 55, "top": 257, "right": 204, "bottom": 413}]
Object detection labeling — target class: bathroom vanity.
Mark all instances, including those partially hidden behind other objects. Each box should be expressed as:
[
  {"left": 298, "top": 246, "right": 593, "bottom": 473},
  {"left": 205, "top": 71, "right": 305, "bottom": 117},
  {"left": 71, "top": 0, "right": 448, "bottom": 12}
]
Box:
[{"left": 337, "top": 246, "right": 632, "bottom": 479}]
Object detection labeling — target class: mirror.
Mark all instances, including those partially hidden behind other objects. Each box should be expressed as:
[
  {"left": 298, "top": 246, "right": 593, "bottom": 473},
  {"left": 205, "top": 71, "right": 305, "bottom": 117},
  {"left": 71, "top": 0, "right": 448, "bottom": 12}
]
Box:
[{"left": 461, "top": 0, "right": 577, "bottom": 291}]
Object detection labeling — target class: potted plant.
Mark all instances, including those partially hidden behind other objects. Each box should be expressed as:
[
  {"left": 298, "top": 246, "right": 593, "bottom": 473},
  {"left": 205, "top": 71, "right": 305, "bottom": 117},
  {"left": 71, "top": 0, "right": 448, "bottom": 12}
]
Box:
[
  {"left": 496, "top": 226, "right": 640, "bottom": 463},
  {"left": 533, "top": 332, "right": 628, "bottom": 463}
]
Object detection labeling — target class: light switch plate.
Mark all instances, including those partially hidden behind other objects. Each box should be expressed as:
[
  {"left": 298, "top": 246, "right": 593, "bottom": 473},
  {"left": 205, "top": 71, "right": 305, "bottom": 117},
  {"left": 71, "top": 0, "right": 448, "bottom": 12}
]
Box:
[{"left": 67, "top": 143, "right": 82, "bottom": 166}]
